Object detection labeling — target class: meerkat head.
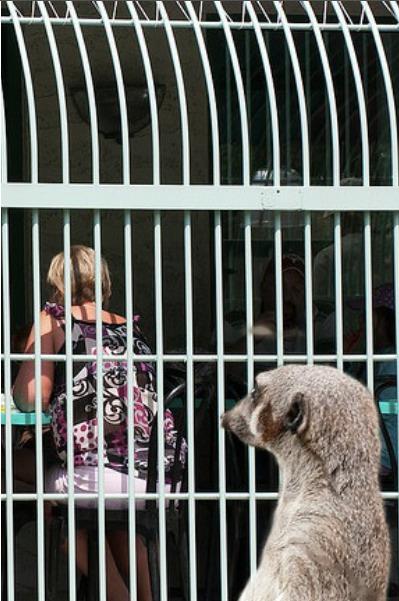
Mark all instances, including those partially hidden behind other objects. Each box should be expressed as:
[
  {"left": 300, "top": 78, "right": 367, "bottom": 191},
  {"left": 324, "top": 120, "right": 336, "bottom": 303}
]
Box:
[{"left": 222, "top": 365, "right": 381, "bottom": 486}]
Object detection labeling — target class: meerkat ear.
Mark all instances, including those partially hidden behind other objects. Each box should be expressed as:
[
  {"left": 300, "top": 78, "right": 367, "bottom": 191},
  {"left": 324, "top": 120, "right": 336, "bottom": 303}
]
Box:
[{"left": 283, "top": 392, "right": 309, "bottom": 435}]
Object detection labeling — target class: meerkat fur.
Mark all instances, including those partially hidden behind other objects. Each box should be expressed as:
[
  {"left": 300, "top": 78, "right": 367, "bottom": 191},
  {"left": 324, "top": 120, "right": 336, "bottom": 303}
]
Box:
[{"left": 222, "top": 365, "right": 390, "bottom": 601}]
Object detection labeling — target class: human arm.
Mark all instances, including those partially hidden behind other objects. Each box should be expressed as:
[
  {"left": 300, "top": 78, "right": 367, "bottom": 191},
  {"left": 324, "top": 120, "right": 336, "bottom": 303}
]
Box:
[{"left": 13, "top": 310, "right": 57, "bottom": 412}]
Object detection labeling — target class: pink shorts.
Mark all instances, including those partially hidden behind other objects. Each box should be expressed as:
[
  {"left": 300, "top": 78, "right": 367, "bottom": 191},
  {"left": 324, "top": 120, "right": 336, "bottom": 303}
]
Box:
[{"left": 45, "top": 465, "right": 177, "bottom": 511}]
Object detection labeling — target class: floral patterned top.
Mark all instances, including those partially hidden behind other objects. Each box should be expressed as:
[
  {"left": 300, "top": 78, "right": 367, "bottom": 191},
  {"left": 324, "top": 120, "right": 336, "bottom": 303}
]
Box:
[{"left": 45, "top": 302, "right": 185, "bottom": 482}]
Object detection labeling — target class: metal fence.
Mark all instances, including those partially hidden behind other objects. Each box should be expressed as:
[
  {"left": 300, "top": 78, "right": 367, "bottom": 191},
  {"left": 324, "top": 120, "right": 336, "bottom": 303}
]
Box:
[{"left": 1, "top": 1, "right": 399, "bottom": 600}]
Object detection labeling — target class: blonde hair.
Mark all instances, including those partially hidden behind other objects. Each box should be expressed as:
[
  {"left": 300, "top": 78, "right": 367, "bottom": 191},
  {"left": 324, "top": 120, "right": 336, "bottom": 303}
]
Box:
[{"left": 47, "top": 245, "right": 111, "bottom": 306}]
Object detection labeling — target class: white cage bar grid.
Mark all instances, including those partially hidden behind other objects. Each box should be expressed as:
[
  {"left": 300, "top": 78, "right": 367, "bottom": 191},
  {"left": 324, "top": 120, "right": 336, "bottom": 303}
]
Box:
[{"left": 1, "top": 1, "right": 399, "bottom": 600}]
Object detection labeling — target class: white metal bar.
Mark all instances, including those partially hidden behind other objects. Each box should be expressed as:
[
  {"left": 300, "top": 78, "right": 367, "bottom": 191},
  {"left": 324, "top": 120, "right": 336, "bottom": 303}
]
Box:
[
  {"left": 3, "top": 490, "right": 398, "bottom": 502},
  {"left": 154, "top": 210, "right": 168, "bottom": 601},
  {"left": 67, "top": 1, "right": 100, "bottom": 184},
  {"left": 273, "top": 1, "right": 310, "bottom": 186},
  {"left": 6, "top": 352, "right": 399, "bottom": 364},
  {"left": 183, "top": 210, "right": 198, "bottom": 601},
  {"left": 364, "top": 211, "right": 374, "bottom": 391},
  {"left": 32, "top": 208, "right": 45, "bottom": 601},
  {"left": 304, "top": 212, "right": 314, "bottom": 364},
  {"left": 5, "top": 353, "right": 396, "bottom": 363},
  {"left": 334, "top": 212, "right": 344, "bottom": 371},
  {"left": 302, "top": 2, "right": 340, "bottom": 186},
  {"left": 93, "top": 209, "right": 107, "bottom": 601},
  {"left": 7, "top": 0, "right": 38, "bottom": 182},
  {"left": 389, "top": 1, "right": 399, "bottom": 21},
  {"left": 361, "top": 1, "right": 398, "bottom": 186},
  {"left": 245, "top": 1, "right": 280, "bottom": 186},
  {"left": 393, "top": 211, "right": 399, "bottom": 552},
  {"left": 2, "top": 15, "right": 399, "bottom": 31},
  {"left": 2, "top": 209, "right": 15, "bottom": 601},
  {"left": 97, "top": 1, "right": 130, "bottom": 184},
  {"left": 0, "top": 83, "right": 7, "bottom": 182},
  {"left": 37, "top": 1, "right": 69, "bottom": 183},
  {"left": 63, "top": 210, "right": 77, "bottom": 601},
  {"left": 157, "top": 1, "right": 190, "bottom": 184},
  {"left": 244, "top": 211, "right": 257, "bottom": 579},
  {"left": 274, "top": 212, "right": 284, "bottom": 365},
  {"left": 126, "top": 1, "right": 160, "bottom": 184},
  {"left": 4, "top": 184, "right": 399, "bottom": 210},
  {"left": 332, "top": 1, "right": 370, "bottom": 186},
  {"left": 214, "top": 210, "right": 228, "bottom": 599},
  {"left": 185, "top": 0, "right": 220, "bottom": 185},
  {"left": 215, "top": 1, "right": 250, "bottom": 185},
  {"left": 124, "top": 209, "right": 138, "bottom": 601}
]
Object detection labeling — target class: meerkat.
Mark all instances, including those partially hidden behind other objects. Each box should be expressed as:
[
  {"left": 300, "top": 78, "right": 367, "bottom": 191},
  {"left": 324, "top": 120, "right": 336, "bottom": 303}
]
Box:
[{"left": 222, "top": 365, "right": 390, "bottom": 601}]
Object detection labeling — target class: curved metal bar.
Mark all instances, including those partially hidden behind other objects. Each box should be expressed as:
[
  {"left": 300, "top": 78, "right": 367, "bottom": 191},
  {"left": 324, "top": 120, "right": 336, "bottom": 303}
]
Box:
[
  {"left": 67, "top": 1, "right": 100, "bottom": 184},
  {"left": 361, "top": 1, "right": 398, "bottom": 186},
  {"left": 126, "top": 1, "right": 160, "bottom": 184},
  {"left": 157, "top": 1, "right": 190, "bottom": 184},
  {"left": 332, "top": 1, "right": 370, "bottom": 185},
  {"left": 7, "top": 0, "right": 38, "bottom": 182},
  {"left": 97, "top": 1, "right": 130, "bottom": 184},
  {"left": 389, "top": 1, "right": 399, "bottom": 21},
  {"left": 37, "top": 1, "right": 69, "bottom": 182},
  {"left": 245, "top": 1, "right": 280, "bottom": 185},
  {"left": 273, "top": 0, "right": 310, "bottom": 186},
  {"left": 214, "top": 1, "right": 250, "bottom": 185},
  {"left": 185, "top": 0, "right": 220, "bottom": 185},
  {"left": 302, "top": 2, "right": 340, "bottom": 186},
  {"left": 0, "top": 83, "right": 7, "bottom": 181}
]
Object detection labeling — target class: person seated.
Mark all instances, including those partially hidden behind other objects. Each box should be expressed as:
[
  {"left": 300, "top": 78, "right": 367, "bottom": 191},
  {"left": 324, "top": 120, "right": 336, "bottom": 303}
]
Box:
[{"left": 13, "top": 244, "right": 186, "bottom": 601}]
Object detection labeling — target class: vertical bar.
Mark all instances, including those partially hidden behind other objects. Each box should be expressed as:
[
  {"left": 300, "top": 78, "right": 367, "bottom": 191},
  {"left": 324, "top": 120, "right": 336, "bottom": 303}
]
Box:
[
  {"left": 184, "top": 210, "right": 197, "bottom": 601},
  {"left": 344, "top": 48, "right": 350, "bottom": 179},
  {"left": 215, "top": 1, "right": 250, "bottom": 185},
  {"left": 274, "top": 212, "right": 284, "bottom": 366},
  {"left": 37, "top": 1, "right": 69, "bottom": 183},
  {"left": 32, "top": 208, "right": 45, "bottom": 601},
  {"left": 0, "top": 83, "right": 7, "bottom": 181},
  {"left": 364, "top": 211, "right": 374, "bottom": 391},
  {"left": 302, "top": 2, "right": 340, "bottom": 186},
  {"left": 63, "top": 210, "right": 76, "bottom": 601},
  {"left": 93, "top": 209, "right": 107, "bottom": 601},
  {"left": 185, "top": 0, "right": 220, "bottom": 185},
  {"left": 154, "top": 210, "right": 168, "bottom": 601},
  {"left": 304, "top": 212, "right": 314, "bottom": 364},
  {"left": 126, "top": 1, "right": 161, "bottom": 185},
  {"left": 245, "top": 1, "right": 280, "bottom": 186},
  {"left": 7, "top": 1, "right": 38, "bottom": 182},
  {"left": 68, "top": 1, "right": 100, "bottom": 184},
  {"left": 393, "top": 212, "right": 399, "bottom": 547},
  {"left": 97, "top": 1, "right": 130, "bottom": 184},
  {"left": 285, "top": 45, "right": 292, "bottom": 181},
  {"left": 332, "top": 1, "right": 370, "bottom": 185},
  {"left": 157, "top": 1, "right": 190, "bottom": 184},
  {"left": 334, "top": 212, "right": 344, "bottom": 371},
  {"left": 273, "top": 1, "right": 310, "bottom": 186},
  {"left": 214, "top": 210, "right": 228, "bottom": 600},
  {"left": 124, "top": 210, "right": 138, "bottom": 601},
  {"left": 244, "top": 212, "right": 257, "bottom": 579},
  {"left": 361, "top": 1, "right": 398, "bottom": 186},
  {"left": 2, "top": 209, "right": 15, "bottom": 601}
]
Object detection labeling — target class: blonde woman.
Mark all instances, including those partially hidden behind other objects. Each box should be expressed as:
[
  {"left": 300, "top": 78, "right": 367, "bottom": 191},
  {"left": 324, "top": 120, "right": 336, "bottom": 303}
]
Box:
[{"left": 14, "top": 245, "right": 184, "bottom": 601}]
